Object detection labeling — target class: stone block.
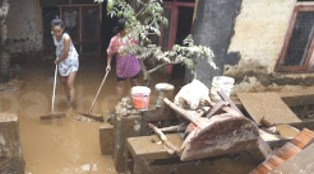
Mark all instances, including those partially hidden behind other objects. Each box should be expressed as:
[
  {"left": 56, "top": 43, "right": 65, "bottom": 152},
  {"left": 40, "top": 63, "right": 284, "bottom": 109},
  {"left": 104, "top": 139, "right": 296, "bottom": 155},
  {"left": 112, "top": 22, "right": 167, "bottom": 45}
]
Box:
[
  {"left": 99, "top": 122, "right": 114, "bottom": 155},
  {"left": 0, "top": 113, "right": 24, "bottom": 174}
]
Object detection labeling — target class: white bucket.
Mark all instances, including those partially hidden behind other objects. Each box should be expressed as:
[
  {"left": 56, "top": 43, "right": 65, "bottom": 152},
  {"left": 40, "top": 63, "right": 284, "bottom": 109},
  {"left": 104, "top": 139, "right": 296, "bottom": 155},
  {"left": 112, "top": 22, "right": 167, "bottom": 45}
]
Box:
[
  {"left": 131, "top": 86, "right": 151, "bottom": 110},
  {"left": 210, "top": 76, "right": 235, "bottom": 102}
]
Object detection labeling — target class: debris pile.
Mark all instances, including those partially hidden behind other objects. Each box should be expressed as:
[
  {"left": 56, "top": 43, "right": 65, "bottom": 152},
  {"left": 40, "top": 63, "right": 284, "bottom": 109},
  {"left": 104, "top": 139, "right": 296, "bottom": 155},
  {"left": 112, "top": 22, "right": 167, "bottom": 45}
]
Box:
[
  {"left": 148, "top": 80, "right": 260, "bottom": 161},
  {"left": 98, "top": 79, "right": 314, "bottom": 174}
]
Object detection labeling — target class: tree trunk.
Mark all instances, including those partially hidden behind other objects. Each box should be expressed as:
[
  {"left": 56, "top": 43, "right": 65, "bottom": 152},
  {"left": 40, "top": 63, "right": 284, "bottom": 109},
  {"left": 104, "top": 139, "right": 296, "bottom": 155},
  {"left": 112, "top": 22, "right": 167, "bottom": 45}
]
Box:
[
  {"left": 0, "top": 0, "right": 10, "bottom": 83},
  {"left": 186, "top": 0, "right": 242, "bottom": 87}
]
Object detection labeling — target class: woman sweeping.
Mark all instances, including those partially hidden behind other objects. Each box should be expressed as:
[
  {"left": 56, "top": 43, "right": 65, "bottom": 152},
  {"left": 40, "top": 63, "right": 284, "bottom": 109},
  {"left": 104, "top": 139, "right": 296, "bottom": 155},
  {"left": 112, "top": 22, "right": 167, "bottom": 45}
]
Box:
[
  {"left": 51, "top": 18, "right": 79, "bottom": 110},
  {"left": 106, "top": 18, "right": 141, "bottom": 100}
]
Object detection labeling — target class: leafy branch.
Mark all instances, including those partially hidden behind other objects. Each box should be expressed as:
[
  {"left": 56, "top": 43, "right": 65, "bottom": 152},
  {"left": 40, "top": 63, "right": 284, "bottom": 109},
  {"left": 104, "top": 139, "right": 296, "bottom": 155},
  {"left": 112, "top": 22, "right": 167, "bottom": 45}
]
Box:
[{"left": 94, "top": 0, "right": 217, "bottom": 85}]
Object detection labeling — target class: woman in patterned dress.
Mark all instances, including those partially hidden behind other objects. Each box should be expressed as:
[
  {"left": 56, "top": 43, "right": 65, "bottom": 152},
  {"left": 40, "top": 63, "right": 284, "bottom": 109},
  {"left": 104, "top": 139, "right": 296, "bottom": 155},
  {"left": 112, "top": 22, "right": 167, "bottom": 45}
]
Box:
[
  {"left": 106, "top": 18, "right": 141, "bottom": 100},
  {"left": 51, "top": 18, "right": 79, "bottom": 109}
]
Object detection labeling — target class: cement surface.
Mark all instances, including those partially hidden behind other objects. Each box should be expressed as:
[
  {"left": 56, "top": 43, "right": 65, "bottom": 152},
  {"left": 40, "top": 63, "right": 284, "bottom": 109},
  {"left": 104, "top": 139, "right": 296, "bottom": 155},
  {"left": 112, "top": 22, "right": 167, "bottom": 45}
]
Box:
[{"left": 238, "top": 92, "right": 301, "bottom": 125}]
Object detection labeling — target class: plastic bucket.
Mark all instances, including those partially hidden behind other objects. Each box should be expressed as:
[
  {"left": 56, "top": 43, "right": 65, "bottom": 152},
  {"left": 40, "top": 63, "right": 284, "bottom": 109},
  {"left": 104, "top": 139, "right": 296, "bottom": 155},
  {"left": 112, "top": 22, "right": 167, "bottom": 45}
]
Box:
[
  {"left": 155, "top": 83, "right": 175, "bottom": 91},
  {"left": 210, "top": 76, "right": 235, "bottom": 102},
  {"left": 131, "top": 86, "right": 151, "bottom": 110}
]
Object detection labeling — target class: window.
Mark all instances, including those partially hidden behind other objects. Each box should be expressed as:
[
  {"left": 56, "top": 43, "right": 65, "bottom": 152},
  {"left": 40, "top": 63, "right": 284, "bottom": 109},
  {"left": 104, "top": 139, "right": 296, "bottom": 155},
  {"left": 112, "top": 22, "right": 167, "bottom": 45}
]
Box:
[{"left": 276, "top": 2, "right": 314, "bottom": 72}]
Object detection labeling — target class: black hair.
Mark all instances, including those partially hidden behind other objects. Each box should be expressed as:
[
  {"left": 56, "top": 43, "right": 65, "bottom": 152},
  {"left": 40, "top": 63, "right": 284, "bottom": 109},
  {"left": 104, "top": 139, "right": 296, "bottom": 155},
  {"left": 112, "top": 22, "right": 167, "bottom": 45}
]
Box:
[
  {"left": 113, "top": 18, "right": 127, "bottom": 34},
  {"left": 51, "top": 17, "right": 65, "bottom": 28}
]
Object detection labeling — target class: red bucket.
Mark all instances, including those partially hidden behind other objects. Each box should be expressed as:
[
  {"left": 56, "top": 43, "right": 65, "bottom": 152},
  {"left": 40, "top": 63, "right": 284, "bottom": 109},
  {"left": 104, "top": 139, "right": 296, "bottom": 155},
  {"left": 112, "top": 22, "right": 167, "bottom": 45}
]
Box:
[{"left": 131, "top": 86, "right": 151, "bottom": 110}]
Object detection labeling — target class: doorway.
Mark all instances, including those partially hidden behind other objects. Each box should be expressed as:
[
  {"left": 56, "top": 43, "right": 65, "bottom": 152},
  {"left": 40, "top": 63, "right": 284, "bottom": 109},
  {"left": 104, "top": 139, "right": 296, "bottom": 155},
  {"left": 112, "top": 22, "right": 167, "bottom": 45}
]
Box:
[
  {"left": 61, "top": 5, "right": 101, "bottom": 58},
  {"left": 160, "top": 0, "right": 195, "bottom": 79}
]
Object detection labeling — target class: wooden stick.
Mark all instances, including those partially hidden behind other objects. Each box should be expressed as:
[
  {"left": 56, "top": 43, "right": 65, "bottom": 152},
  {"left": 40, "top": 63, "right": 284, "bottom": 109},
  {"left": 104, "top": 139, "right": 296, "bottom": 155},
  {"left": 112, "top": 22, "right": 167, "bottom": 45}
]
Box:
[
  {"left": 217, "top": 90, "right": 242, "bottom": 114},
  {"left": 206, "top": 101, "right": 228, "bottom": 118},
  {"left": 89, "top": 70, "right": 110, "bottom": 113},
  {"left": 148, "top": 123, "right": 179, "bottom": 155},
  {"left": 163, "top": 98, "right": 207, "bottom": 128},
  {"left": 207, "top": 98, "right": 242, "bottom": 118},
  {"left": 160, "top": 124, "right": 186, "bottom": 133}
]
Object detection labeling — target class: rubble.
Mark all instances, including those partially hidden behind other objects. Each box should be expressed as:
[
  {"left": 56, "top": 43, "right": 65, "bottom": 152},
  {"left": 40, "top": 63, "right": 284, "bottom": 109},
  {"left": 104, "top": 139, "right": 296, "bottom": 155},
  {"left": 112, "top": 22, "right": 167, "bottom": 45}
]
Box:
[
  {"left": 157, "top": 93, "right": 260, "bottom": 161},
  {"left": 98, "top": 80, "right": 314, "bottom": 174}
]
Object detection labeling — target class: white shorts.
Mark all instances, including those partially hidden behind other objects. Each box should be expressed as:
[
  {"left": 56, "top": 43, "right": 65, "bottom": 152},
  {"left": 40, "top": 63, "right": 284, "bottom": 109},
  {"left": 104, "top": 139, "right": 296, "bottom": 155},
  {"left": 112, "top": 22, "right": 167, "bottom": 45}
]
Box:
[{"left": 58, "top": 56, "right": 79, "bottom": 77}]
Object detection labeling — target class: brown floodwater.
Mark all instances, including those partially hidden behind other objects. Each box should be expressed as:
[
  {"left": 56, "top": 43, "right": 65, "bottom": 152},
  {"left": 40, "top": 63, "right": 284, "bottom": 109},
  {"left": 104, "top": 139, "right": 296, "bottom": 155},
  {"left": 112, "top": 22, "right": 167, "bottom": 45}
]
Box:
[{"left": 0, "top": 59, "right": 178, "bottom": 174}]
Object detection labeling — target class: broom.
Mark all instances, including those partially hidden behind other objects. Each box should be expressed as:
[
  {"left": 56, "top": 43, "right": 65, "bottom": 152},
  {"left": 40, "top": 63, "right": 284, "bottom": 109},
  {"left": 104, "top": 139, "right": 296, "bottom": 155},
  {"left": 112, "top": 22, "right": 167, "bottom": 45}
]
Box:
[
  {"left": 40, "top": 65, "right": 66, "bottom": 120},
  {"left": 76, "top": 70, "right": 110, "bottom": 122}
]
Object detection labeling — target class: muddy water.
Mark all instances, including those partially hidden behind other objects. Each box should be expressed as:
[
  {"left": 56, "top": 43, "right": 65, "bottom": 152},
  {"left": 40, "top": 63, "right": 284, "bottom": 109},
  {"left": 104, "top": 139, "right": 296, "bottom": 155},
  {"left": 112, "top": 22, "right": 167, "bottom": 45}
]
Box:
[{"left": 0, "top": 60, "right": 175, "bottom": 174}]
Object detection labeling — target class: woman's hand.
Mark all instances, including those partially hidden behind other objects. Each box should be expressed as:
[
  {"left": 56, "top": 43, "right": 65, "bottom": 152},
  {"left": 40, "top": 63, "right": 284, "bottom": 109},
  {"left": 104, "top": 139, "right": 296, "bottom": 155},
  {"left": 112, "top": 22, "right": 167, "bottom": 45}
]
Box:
[
  {"left": 106, "top": 65, "right": 111, "bottom": 72},
  {"left": 106, "top": 56, "right": 112, "bottom": 72},
  {"left": 55, "top": 57, "right": 61, "bottom": 64}
]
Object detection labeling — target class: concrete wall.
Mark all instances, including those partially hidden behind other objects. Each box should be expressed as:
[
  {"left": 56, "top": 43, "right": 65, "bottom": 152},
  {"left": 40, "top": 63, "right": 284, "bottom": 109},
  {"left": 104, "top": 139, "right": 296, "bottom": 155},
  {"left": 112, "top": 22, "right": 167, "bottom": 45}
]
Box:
[
  {"left": 226, "top": 0, "right": 314, "bottom": 92},
  {"left": 6, "top": 0, "right": 43, "bottom": 55},
  {"left": 189, "top": 0, "right": 242, "bottom": 87}
]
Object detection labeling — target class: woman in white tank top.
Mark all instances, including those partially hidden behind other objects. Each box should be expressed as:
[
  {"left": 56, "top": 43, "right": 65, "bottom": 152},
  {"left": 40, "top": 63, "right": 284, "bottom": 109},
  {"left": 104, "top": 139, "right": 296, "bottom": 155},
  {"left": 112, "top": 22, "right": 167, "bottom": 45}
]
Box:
[{"left": 51, "top": 18, "right": 79, "bottom": 109}]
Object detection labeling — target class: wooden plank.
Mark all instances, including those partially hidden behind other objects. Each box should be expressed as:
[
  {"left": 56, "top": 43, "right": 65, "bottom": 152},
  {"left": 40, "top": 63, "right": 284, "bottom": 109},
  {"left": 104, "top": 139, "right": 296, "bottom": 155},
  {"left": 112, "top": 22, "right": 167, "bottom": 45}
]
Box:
[
  {"left": 237, "top": 93, "right": 302, "bottom": 126},
  {"left": 126, "top": 132, "right": 292, "bottom": 164},
  {"left": 270, "top": 143, "right": 314, "bottom": 174},
  {"left": 126, "top": 134, "right": 183, "bottom": 160}
]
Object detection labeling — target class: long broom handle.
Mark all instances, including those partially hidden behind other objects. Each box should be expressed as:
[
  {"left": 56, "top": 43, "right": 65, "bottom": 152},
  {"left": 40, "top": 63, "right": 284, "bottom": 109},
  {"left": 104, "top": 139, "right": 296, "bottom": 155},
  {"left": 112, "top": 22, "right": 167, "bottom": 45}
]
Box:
[
  {"left": 52, "top": 65, "right": 58, "bottom": 113},
  {"left": 89, "top": 70, "right": 110, "bottom": 113}
]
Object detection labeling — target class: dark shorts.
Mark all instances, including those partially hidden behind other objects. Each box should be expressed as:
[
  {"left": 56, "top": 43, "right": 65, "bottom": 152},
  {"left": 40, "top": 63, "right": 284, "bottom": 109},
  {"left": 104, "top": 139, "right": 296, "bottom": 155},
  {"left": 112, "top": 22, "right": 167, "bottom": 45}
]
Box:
[{"left": 117, "top": 72, "right": 140, "bottom": 81}]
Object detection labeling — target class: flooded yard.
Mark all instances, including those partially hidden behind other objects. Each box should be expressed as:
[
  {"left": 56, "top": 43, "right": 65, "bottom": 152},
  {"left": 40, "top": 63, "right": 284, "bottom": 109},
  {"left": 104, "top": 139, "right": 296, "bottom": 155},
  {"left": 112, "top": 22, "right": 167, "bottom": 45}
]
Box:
[
  {"left": 0, "top": 59, "right": 146, "bottom": 174},
  {"left": 0, "top": 57, "right": 179, "bottom": 174}
]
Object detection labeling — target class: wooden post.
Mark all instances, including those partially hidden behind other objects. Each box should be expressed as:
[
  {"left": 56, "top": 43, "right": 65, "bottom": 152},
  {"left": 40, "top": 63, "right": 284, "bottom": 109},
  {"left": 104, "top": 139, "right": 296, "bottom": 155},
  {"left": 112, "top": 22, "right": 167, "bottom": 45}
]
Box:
[{"left": 0, "top": 113, "right": 24, "bottom": 174}]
